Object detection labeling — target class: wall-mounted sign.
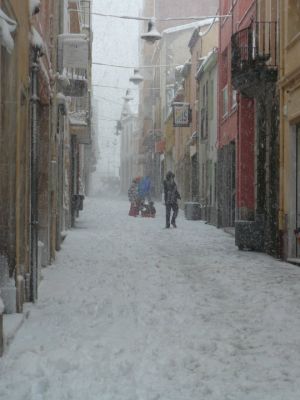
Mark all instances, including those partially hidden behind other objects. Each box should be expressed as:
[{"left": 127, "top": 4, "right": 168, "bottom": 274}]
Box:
[
  {"left": 58, "top": 34, "right": 88, "bottom": 69},
  {"left": 63, "top": 38, "right": 88, "bottom": 68},
  {"left": 172, "top": 102, "right": 191, "bottom": 127}
]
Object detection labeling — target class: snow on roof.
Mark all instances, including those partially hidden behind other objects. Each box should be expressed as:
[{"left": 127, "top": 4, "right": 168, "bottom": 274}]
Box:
[
  {"left": 57, "top": 92, "right": 67, "bottom": 104},
  {"left": 199, "top": 18, "right": 219, "bottom": 37},
  {"left": 58, "top": 33, "right": 87, "bottom": 42},
  {"left": 196, "top": 48, "right": 218, "bottom": 77},
  {"left": 57, "top": 92, "right": 69, "bottom": 113},
  {"left": 0, "top": 8, "right": 17, "bottom": 54},
  {"left": 181, "top": 59, "right": 192, "bottom": 77},
  {"left": 162, "top": 18, "right": 215, "bottom": 36},
  {"left": 175, "top": 64, "right": 184, "bottom": 72},
  {"left": 58, "top": 72, "right": 71, "bottom": 87},
  {"left": 30, "top": 26, "right": 45, "bottom": 52},
  {"left": 29, "top": 0, "right": 41, "bottom": 16}
]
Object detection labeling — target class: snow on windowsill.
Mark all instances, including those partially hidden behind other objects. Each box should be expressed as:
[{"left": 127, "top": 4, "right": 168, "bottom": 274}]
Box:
[
  {"left": 29, "top": 0, "right": 40, "bottom": 16},
  {"left": 0, "top": 8, "right": 17, "bottom": 54},
  {"left": 30, "top": 26, "right": 45, "bottom": 52}
]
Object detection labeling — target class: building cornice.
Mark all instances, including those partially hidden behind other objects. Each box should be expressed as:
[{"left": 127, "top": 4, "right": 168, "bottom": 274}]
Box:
[{"left": 279, "top": 67, "right": 300, "bottom": 89}]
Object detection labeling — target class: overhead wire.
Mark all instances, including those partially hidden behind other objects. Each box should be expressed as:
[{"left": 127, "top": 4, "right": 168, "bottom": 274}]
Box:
[
  {"left": 69, "top": 9, "right": 231, "bottom": 21},
  {"left": 92, "top": 61, "right": 182, "bottom": 69},
  {"left": 93, "top": 84, "right": 160, "bottom": 90}
]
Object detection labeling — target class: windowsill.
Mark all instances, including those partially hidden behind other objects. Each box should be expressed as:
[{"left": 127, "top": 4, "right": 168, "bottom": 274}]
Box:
[
  {"left": 199, "top": 137, "right": 208, "bottom": 143},
  {"left": 221, "top": 108, "right": 237, "bottom": 124},
  {"left": 222, "top": 112, "right": 228, "bottom": 120}
]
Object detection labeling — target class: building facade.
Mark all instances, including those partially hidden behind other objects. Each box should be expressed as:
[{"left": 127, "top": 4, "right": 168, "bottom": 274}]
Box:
[
  {"left": 138, "top": 0, "right": 218, "bottom": 199},
  {"left": 0, "top": 0, "right": 94, "bottom": 356},
  {"left": 196, "top": 49, "right": 219, "bottom": 225},
  {"left": 279, "top": 0, "right": 300, "bottom": 261},
  {"left": 0, "top": 1, "right": 32, "bottom": 354},
  {"left": 231, "top": 0, "right": 279, "bottom": 254},
  {"left": 218, "top": 0, "right": 256, "bottom": 232}
]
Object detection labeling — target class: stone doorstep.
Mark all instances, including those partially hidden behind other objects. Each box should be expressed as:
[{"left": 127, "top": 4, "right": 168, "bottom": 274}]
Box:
[
  {"left": 2, "top": 304, "right": 31, "bottom": 352},
  {"left": 287, "top": 258, "right": 300, "bottom": 267},
  {"left": 224, "top": 227, "right": 235, "bottom": 237}
]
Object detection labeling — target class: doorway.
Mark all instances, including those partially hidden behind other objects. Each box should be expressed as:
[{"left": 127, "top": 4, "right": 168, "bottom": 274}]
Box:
[
  {"left": 296, "top": 125, "right": 300, "bottom": 256},
  {"left": 191, "top": 153, "right": 199, "bottom": 201},
  {"left": 229, "top": 141, "right": 236, "bottom": 227}
]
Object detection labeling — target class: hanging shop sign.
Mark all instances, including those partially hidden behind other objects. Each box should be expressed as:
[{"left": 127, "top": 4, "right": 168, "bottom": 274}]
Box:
[{"left": 172, "top": 102, "right": 191, "bottom": 127}]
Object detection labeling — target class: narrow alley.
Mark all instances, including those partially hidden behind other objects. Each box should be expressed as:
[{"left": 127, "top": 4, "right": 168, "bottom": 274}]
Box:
[{"left": 1, "top": 196, "right": 300, "bottom": 400}]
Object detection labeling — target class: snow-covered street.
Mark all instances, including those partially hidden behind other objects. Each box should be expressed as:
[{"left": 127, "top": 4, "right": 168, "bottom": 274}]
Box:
[{"left": 1, "top": 196, "right": 300, "bottom": 400}]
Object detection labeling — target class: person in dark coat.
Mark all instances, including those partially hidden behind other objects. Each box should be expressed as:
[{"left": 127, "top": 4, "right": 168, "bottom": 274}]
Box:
[{"left": 163, "top": 171, "right": 181, "bottom": 228}]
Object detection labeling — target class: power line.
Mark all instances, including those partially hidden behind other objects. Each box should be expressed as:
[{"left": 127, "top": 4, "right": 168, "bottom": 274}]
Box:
[
  {"left": 98, "top": 117, "right": 119, "bottom": 122},
  {"left": 93, "top": 84, "right": 136, "bottom": 90},
  {"left": 94, "top": 96, "right": 124, "bottom": 106},
  {"left": 93, "top": 83, "right": 160, "bottom": 90},
  {"left": 92, "top": 61, "right": 181, "bottom": 69},
  {"left": 69, "top": 10, "right": 231, "bottom": 21}
]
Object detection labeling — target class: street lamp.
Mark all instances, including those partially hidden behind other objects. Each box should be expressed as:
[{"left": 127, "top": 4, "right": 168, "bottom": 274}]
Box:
[
  {"left": 115, "top": 120, "right": 122, "bottom": 136},
  {"left": 129, "top": 69, "right": 144, "bottom": 85},
  {"left": 141, "top": 18, "right": 162, "bottom": 43},
  {"left": 123, "top": 89, "right": 133, "bottom": 102}
]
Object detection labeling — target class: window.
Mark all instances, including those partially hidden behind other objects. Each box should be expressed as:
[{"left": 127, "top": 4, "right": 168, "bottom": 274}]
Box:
[
  {"left": 232, "top": 89, "right": 237, "bottom": 108},
  {"left": 214, "top": 163, "right": 217, "bottom": 204},
  {"left": 209, "top": 79, "right": 214, "bottom": 120},
  {"left": 200, "top": 81, "right": 209, "bottom": 140},
  {"left": 222, "top": 85, "right": 228, "bottom": 117}
]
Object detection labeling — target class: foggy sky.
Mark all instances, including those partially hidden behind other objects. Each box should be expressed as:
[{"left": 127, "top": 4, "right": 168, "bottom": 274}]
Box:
[{"left": 92, "top": 0, "right": 142, "bottom": 177}]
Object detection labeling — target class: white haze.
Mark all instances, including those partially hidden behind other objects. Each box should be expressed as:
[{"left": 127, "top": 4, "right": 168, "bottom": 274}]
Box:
[{"left": 92, "top": 0, "right": 142, "bottom": 179}]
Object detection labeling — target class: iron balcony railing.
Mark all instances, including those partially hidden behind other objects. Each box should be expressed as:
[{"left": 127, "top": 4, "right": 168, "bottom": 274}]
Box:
[{"left": 231, "top": 21, "right": 278, "bottom": 76}]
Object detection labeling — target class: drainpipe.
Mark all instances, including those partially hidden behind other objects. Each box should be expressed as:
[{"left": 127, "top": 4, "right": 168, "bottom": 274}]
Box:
[{"left": 29, "top": 48, "right": 41, "bottom": 302}]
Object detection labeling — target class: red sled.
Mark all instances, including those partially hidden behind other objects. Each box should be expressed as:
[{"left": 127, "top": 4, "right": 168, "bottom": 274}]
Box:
[
  {"left": 141, "top": 211, "right": 155, "bottom": 218},
  {"left": 129, "top": 204, "right": 139, "bottom": 217}
]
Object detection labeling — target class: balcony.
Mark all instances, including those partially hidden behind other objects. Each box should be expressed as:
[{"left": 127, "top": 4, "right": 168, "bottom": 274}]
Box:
[
  {"left": 57, "top": 34, "right": 89, "bottom": 97},
  {"left": 231, "top": 22, "right": 278, "bottom": 97},
  {"left": 69, "top": 95, "right": 91, "bottom": 144},
  {"left": 63, "top": 69, "right": 88, "bottom": 97}
]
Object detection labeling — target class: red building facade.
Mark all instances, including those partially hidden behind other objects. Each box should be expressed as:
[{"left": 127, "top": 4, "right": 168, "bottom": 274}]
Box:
[
  {"left": 218, "top": 0, "right": 256, "bottom": 228},
  {"left": 218, "top": 0, "right": 279, "bottom": 255}
]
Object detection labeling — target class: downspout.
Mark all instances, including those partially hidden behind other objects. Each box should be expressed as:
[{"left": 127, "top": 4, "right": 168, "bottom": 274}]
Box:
[{"left": 29, "top": 48, "right": 40, "bottom": 302}]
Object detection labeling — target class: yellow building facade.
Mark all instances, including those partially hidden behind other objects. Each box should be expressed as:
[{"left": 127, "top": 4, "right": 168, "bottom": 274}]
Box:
[
  {"left": 279, "top": 0, "right": 300, "bottom": 260},
  {"left": 0, "top": 0, "right": 31, "bottom": 354}
]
